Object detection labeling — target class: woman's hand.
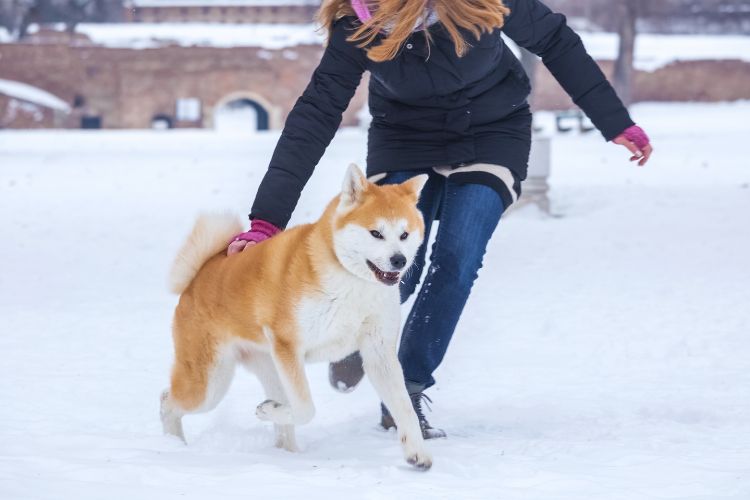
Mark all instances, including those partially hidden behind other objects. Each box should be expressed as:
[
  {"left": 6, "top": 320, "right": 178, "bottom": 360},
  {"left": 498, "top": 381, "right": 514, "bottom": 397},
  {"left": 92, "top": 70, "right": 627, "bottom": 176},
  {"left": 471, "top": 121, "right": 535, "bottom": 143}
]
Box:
[
  {"left": 227, "top": 219, "right": 281, "bottom": 256},
  {"left": 613, "top": 125, "right": 653, "bottom": 167}
]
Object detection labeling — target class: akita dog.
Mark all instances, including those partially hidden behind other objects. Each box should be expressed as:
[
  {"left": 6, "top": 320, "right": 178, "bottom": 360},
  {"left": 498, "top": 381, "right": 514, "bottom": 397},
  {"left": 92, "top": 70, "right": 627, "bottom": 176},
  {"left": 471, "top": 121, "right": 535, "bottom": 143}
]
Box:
[{"left": 161, "top": 165, "right": 432, "bottom": 469}]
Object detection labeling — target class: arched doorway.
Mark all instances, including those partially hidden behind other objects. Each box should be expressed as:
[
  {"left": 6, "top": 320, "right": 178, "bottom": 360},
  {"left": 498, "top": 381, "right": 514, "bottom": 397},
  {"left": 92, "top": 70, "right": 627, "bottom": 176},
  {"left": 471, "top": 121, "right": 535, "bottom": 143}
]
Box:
[
  {"left": 151, "top": 113, "right": 173, "bottom": 130},
  {"left": 212, "top": 92, "right": 275, "bottom": 132}
]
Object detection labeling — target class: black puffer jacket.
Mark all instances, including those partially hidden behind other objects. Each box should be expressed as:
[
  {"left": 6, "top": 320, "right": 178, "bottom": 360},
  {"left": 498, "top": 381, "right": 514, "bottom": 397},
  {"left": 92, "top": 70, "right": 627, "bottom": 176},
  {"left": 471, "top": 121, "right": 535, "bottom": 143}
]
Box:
[{"left": 251, "top": 0, "right": 633, "bottom": 228}]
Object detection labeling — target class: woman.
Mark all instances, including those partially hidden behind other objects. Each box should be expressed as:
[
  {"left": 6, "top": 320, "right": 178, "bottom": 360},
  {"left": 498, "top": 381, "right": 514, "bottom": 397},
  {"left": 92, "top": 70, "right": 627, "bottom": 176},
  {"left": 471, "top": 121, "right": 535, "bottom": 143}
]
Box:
[{"left": 227, "top": 0, "right": 653, "bottom": 438}]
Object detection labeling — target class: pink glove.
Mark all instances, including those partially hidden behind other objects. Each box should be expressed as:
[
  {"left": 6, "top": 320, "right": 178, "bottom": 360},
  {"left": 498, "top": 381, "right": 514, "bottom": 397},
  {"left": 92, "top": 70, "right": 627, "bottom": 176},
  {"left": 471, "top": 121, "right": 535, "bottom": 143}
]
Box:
[
  {"left": 613, "top": 125, "right": 653, "bottom": 167},
  {"left": 227, "top": 219, "right": 281, "bottom": 256}
]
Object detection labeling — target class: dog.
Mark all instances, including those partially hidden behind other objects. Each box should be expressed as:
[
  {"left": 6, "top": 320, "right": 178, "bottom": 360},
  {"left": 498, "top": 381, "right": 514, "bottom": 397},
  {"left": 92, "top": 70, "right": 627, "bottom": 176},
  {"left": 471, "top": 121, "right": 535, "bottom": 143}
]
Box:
[{"left": 160, "top": 164, "right": 432, "bottom": 470}]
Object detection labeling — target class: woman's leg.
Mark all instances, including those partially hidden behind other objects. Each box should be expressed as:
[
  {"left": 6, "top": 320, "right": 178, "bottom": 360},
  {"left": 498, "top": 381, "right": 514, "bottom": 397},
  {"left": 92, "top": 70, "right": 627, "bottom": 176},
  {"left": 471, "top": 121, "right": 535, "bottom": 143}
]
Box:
[
  {"left": 328, "top": 169, "right": 442, "bottom": 392},
  {"left": 398, "top": 179, "right": 505, "bottom": 394}
]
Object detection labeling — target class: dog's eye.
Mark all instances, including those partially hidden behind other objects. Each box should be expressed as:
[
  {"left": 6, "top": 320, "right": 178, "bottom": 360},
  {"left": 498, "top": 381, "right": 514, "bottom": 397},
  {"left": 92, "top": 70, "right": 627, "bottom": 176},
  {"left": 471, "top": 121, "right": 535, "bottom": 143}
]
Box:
[
  {"left": 400, "top": 232, "right": 409, "bottom": 241},
  {"left": 370, "top": 230, "right": 384, "bottom": 239}
]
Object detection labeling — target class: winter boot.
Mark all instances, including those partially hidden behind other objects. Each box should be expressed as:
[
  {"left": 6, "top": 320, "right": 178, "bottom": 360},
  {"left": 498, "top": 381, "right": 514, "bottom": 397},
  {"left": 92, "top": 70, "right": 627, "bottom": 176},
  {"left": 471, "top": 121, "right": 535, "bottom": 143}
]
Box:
[
  {"left": 328, "top": 351, "right": 365, "bottom": 393},
  {"left": 380, "top": 393, "right": 447, "bottom": 439}
]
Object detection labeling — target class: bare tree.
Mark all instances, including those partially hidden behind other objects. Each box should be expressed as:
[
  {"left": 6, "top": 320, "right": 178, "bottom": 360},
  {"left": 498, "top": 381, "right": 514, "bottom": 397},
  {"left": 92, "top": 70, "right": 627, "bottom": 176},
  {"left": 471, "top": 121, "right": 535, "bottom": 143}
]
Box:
[
  {"left": 546, "top": 0, "right": 750, "bottom": 34},
  {"left": 543, "top": 0, "right": 749, "bottom": 106},
  {"left": 0, "top": 0, "right": 35, "bottom": 39},
  {"left": 612, "top": 0, "right": 639, "bottom": 107},
  {"left": 63, "top": 0, "right": 96, "bottom": 33},
  {"left": 612, "top": 0, "right": 662, "bottom": 107},
  {"left": 0, "top": 0, "right": 124, "bottom": 39}
]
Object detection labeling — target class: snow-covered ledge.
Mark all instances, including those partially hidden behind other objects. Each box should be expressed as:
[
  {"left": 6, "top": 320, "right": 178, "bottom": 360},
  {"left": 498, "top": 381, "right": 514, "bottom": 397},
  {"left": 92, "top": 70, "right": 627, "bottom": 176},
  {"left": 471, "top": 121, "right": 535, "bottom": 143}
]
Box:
[
  {"left": 516, "top": 134, "right": 551, "bottom": 214},
  {"left": 0, "top": 78, "right": 71, "bottom": 112}
]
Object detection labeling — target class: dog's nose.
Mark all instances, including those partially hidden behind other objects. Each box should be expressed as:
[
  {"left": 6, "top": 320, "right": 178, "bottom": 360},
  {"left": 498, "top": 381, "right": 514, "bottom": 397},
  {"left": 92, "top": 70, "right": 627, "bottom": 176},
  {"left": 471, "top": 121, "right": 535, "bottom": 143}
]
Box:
[{"left": 390, "top": 253, "right": 407, "bottom": 270}]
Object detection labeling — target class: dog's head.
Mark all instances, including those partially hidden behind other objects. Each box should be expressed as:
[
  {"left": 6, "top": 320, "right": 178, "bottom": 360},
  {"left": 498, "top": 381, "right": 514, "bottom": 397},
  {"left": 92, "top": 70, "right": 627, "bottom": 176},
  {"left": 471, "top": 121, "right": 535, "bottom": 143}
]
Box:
[{"left": 332, "top": 164, "right": 427, "bottom": 287}]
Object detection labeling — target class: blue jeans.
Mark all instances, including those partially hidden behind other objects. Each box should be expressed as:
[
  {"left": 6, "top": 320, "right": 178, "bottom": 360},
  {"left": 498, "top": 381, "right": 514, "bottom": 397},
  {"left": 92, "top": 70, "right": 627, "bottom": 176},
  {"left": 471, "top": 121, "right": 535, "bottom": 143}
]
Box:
[{"left": 377, "top": 169, "right": 506, "bottom": 393}]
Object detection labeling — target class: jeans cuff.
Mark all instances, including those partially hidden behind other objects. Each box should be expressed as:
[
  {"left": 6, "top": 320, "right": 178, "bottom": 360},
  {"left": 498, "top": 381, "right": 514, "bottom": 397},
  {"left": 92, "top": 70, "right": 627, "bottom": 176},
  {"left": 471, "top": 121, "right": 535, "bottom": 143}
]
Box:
[{"left": 405, "top": 380, "right": 427, "bottom": 395}]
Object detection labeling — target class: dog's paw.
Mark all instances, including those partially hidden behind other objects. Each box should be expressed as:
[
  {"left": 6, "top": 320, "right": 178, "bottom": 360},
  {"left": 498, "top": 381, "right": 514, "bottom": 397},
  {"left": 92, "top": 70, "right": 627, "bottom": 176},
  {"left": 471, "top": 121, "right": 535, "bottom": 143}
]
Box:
[
  {"left": 255, "top": 399, "right": 282, "bottom": 420},
  {"left": 256, "top": 399, "right": 293, "bottom": 425},
  {"left": 406, "top": 451, "right": 432, "bottom": 471},
  {"left": 402, "top": 435, "right": 432, "bottom": 470}
]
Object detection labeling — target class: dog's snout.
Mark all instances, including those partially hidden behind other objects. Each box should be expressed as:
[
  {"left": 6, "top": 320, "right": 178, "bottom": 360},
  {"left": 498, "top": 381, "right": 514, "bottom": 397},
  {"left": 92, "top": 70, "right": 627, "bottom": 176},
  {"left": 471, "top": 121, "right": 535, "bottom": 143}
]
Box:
[{"left": 390, "top": 253, "right": 407, "bottom": 270}]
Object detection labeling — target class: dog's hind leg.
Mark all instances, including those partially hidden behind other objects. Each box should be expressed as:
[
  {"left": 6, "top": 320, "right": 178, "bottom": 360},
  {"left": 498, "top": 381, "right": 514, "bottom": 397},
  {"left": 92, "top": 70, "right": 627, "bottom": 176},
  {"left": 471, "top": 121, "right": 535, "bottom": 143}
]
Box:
[
  {"left": 240, "top": 349, "right": 298, "bottom": 452},
  {"left": 255, "top": 326, "right": 315, "bottom": 427},
  {"left": 161, "top": 320, "right": 236, "bottom": 442},
  {"left": 160, "top": 389, "right": 186, "bottom": 442}
]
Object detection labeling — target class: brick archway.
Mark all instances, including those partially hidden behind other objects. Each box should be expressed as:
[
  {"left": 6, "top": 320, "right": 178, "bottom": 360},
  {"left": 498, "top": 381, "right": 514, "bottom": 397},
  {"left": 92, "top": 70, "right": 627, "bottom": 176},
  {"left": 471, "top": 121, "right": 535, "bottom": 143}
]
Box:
[{"left": 206, "top": 91, "right": 280, "bottom": 130}]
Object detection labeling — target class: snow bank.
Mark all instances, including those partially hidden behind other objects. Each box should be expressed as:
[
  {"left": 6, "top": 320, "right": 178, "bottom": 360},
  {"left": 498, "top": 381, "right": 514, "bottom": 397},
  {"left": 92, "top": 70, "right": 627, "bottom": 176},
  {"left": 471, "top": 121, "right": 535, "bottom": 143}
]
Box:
[
  {"left": 579, "top": 32, "right": 750, "bottom": 71},
  {"left": 68, "top": 23, "right": 750, "bottom": 71},
  {"left": 74, "top": 22, "right": 323, "bottom": 49},
  {"left": 0, "top": 102, "right": 748, "bottom": 498},
  {"left": 133, "top": 0, "right": 318, "bottom": 5},
  {"left": 0, "top": 78, "right": 71, "bottom": 112},
  {"left": 7, "top": 20, "right": 746, "bottom": 71}
]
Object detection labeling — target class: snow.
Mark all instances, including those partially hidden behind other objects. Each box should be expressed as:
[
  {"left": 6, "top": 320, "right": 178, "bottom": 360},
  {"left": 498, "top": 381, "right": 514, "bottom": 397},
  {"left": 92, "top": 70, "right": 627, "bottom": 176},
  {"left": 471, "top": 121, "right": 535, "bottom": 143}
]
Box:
[
  {"left": 505, "top": 32, "right": 750, "bottom": 71},
  {"left": 578, "top": 32, "right": 750, "bottom": 72},
  {"left": 73, "top": 22, "right": 323, "bottom": 49},
  {"left": 61, "top": 22, "right": 750, "bottom": 71},
  {"left": 0, "top": 78, "right": 71, "bottom": 112},
  {"left": 214, "top": 101, "right": 259, "bottom": 131},
  {"left": 1, "top": 101, "right": 749, "bottom": 498},
  {"left": 132, "top": 0, "right": 318, "bottom": 5}
]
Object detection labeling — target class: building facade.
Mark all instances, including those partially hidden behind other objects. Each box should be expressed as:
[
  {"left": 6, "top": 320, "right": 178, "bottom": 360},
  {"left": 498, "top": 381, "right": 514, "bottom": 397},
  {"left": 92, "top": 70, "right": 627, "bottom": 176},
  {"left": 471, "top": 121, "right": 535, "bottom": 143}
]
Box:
[{"left": 123, "top": 0, "right": 319, "bottom": 24}]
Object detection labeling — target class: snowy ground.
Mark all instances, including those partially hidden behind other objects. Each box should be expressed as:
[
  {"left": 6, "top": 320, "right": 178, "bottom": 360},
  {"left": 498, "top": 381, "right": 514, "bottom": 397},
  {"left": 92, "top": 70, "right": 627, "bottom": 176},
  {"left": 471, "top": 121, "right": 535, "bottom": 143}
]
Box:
[{"left": 1, "top": 102, "right": 749, "bottom": 499}]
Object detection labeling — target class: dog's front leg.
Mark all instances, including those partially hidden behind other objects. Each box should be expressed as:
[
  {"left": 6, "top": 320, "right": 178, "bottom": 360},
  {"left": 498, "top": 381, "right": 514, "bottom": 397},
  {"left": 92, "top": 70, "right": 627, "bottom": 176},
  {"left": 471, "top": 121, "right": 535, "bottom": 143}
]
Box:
[
  {"left": 255, "top": 326, "right": 315, "bottom": 427},
  {"left": 359, "top": 318, "right": 432, "bottom": 470}
]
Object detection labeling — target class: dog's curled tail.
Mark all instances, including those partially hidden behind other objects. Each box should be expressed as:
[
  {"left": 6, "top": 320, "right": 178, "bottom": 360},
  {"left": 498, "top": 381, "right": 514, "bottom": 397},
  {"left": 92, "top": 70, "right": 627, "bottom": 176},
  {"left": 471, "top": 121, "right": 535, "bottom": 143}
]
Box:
[{"left": 168, "top": 212, "right": 243, "bottom": 295}]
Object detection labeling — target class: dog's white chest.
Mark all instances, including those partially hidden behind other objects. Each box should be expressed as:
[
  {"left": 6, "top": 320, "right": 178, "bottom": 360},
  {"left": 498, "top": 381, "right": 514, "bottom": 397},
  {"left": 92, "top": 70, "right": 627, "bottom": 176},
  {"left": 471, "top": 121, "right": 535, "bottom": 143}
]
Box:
[{"left": 296, "top": 272, "right": 397, "bottom": 362}]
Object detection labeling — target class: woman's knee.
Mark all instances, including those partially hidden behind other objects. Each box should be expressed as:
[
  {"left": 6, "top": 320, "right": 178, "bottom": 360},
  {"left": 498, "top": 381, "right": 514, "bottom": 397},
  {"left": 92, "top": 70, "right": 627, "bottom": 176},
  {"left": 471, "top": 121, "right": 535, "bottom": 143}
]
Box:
[
  {"left": 431, "top": 184, "right": 503, "bottom": 286},
  {"left": 399, "top": 259, "right": 424, "bottom": 303},
  {"left": 432, "top": 243, "right": 486, "bottom": 288}
]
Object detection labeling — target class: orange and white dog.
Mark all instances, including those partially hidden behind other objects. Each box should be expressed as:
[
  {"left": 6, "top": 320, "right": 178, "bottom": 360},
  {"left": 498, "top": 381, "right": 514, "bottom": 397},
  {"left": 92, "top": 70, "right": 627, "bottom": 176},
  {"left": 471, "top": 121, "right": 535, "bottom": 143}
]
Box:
[{"left": 160, "top": 165, "right": 432, "bottom": 469}]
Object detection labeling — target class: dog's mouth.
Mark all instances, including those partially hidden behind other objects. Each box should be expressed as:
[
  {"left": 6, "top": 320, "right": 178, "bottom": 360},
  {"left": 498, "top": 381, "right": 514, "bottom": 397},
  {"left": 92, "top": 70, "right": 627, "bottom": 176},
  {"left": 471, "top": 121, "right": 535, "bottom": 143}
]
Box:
[{"left": 367, "top": 260, "right": 400, "bottom": 286}]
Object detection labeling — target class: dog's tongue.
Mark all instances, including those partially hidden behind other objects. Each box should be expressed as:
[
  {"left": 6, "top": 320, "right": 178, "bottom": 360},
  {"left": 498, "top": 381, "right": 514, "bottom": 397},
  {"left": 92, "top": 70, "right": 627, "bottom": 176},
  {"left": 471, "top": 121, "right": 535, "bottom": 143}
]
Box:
[
  {"left": 379, "top": 270, "right": 399, "bottom": 285},
  {"left": 367, "top": 261, "right": 400, "bottom": 285}
]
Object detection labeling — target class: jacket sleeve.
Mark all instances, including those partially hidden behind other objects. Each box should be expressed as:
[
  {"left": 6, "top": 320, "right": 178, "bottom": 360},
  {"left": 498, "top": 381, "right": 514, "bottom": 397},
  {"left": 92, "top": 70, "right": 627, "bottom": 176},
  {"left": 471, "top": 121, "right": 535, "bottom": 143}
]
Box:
[
  {"left": 502, "top": 0, "right": 634, "bottom": 140},
  {"left": 250, "top": 17, "right": 367, "bottom": 228}
]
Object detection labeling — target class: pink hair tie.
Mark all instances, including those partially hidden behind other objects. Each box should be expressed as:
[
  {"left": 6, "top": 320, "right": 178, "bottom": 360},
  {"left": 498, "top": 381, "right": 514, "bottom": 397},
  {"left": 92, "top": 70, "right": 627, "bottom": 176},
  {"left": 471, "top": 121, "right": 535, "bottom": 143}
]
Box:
[{"left": 351, "top": 0, "right": 373, "bottom": 22}]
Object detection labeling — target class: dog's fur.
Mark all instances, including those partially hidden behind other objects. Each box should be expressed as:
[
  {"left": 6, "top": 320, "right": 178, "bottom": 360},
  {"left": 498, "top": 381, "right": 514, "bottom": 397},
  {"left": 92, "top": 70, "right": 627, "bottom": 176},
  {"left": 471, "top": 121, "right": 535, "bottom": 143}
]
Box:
[{"left": 161, "top": 165, "right": 432, "bottom": 469}]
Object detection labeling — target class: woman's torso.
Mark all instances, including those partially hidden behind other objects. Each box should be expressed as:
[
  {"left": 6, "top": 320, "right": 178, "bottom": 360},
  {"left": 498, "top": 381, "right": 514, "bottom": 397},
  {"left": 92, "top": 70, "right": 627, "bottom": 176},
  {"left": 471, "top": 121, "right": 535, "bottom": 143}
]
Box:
[{"left": 364, "top": 22, "right": 530, "bottom": 132}]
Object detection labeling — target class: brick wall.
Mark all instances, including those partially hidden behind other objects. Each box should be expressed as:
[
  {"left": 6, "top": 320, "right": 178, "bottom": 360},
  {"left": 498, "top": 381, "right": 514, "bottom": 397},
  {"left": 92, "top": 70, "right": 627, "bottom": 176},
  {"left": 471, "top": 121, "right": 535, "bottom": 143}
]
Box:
[
  {"left": 530, "top": 59, "right": 750, "bottom": 111},
  {"left": 1, "top": 41, "right": 748, "bottom": 130},
  {"left": 125, "top": 5, "right": 318, "bottom": 24},
  {"left": 0, "top": 42, "right": 368, "bottom": 130},
  {"left": 0, "top": 95, "right": 58, "bottom": 128}
]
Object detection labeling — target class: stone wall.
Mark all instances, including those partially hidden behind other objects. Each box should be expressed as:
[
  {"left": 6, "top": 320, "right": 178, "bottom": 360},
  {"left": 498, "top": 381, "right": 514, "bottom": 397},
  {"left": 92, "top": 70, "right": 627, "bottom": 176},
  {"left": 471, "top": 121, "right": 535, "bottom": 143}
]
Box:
[
  {"left": 124, "top": 5, "right": 318, "bottom": 24},
  {"left": 0, "top": 42, "right": 368, "bottom": 130},
  {"left": 531, "top": 59, "right": 750, "bottom": 111},
  {"left": 0, "top": 94, "right": 57, "bottom": 128},
  {"left": 1, "top": 41, "right": 748, "bottom": 130}
]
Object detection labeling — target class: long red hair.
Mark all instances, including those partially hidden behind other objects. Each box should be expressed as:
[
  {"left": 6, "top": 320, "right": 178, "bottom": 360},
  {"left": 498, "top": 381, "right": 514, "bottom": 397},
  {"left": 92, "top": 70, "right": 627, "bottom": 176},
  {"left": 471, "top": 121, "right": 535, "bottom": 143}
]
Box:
[{"left": 318, "top": 0, "right": 511, "bottom": 62}]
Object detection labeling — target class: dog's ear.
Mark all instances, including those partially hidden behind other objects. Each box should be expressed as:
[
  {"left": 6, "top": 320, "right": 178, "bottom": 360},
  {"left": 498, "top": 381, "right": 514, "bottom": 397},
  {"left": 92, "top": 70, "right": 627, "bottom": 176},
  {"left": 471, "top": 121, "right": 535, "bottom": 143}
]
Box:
[
  {"left": 339, "top": 163, "right": 368, "bottom": 211},
  {"left": 400, "top": 174, "right": 428, "bottom": 203}
]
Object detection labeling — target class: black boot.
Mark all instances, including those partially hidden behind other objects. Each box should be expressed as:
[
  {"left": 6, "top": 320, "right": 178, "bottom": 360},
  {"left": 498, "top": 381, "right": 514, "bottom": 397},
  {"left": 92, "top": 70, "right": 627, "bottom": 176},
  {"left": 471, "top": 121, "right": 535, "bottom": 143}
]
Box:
[
  {"left": 328, "top": 351, "right": 365, "bottom": 393},
  {"left": 380, "top": 393, "right": 447, "bottom": 439}
]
